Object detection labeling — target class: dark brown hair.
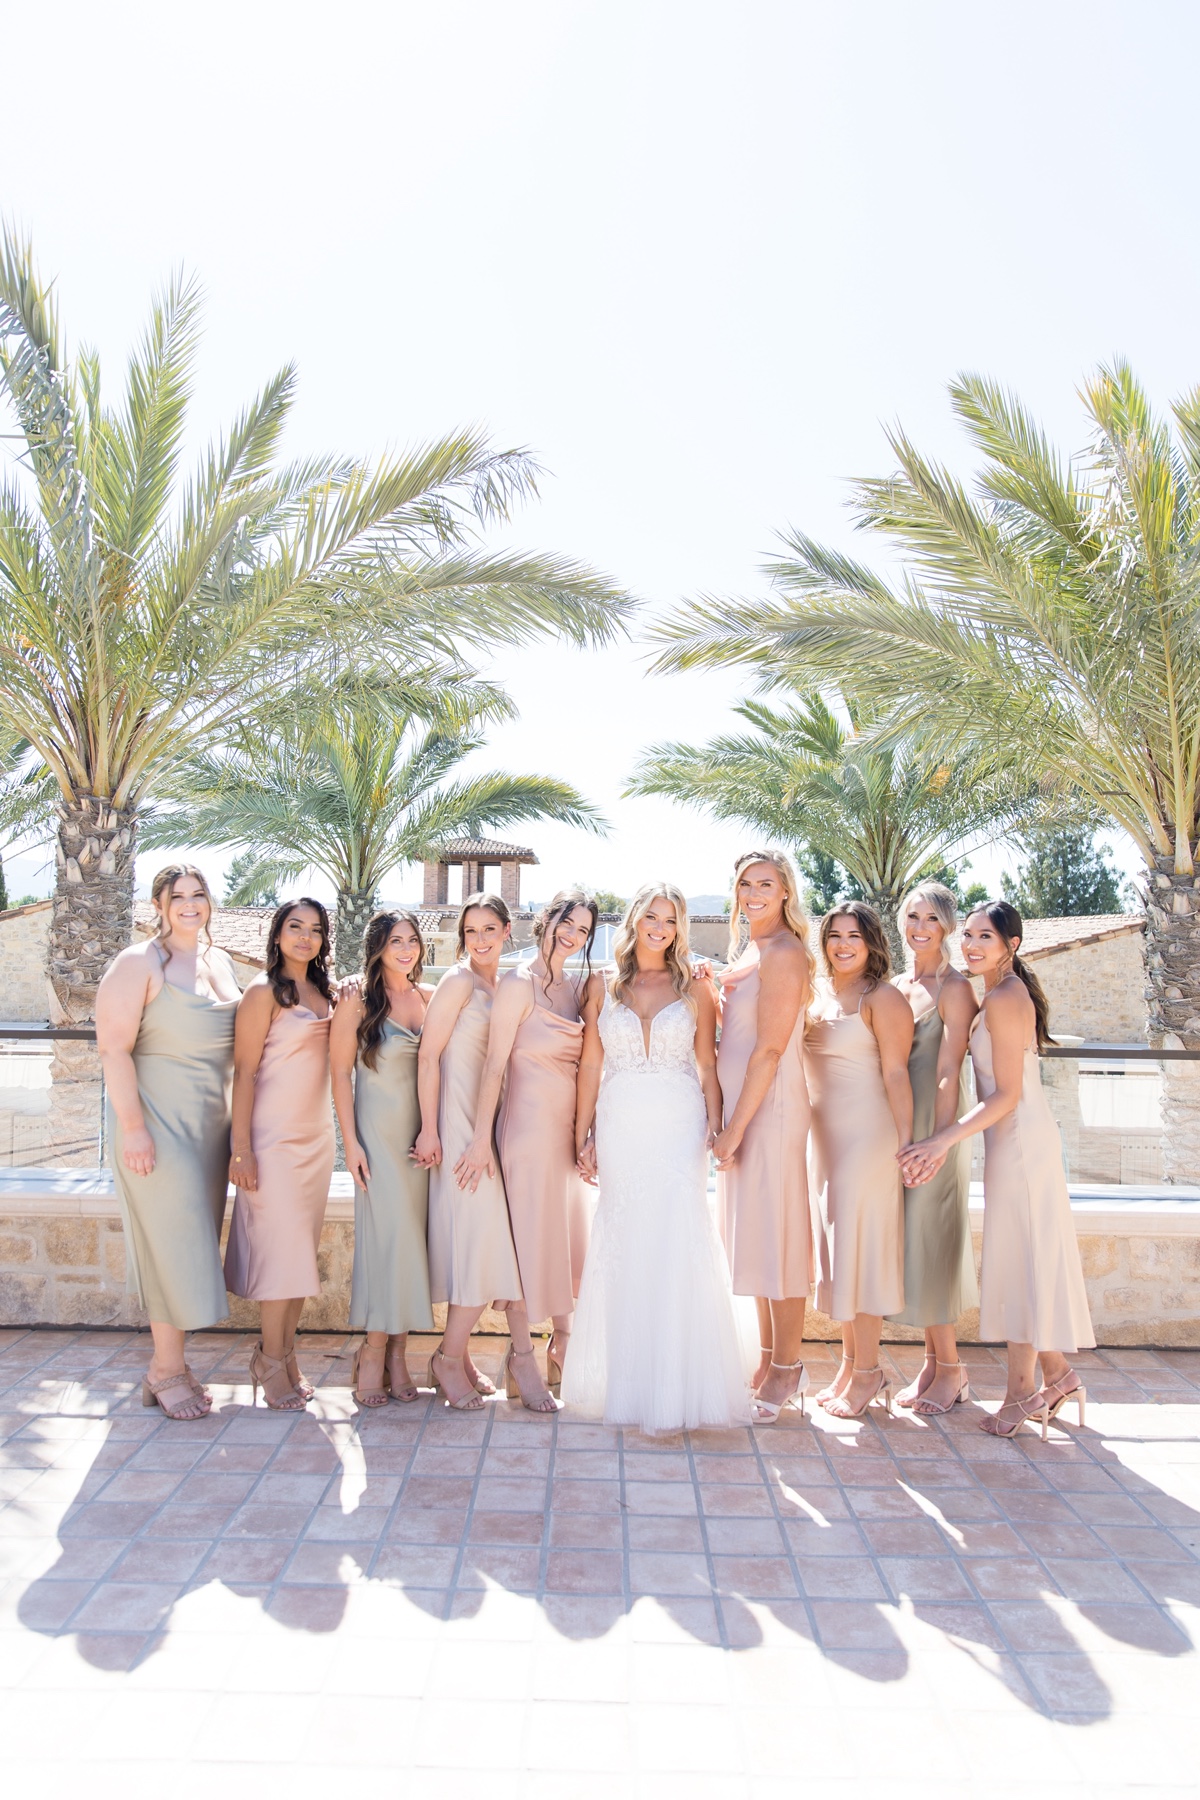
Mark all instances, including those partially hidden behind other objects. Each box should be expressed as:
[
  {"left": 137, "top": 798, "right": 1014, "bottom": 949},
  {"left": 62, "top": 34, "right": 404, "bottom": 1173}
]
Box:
[
  {"left": 150, "top": 863, "right": 214, "bottom": 949},
  {"left": 533, "top": 888, "right": 598, "bottom": 1001},
  {"left": 819, "top": 901, "right": 892, "bottom": 988},
  {"left": 357, "top": 910, "right": 425, "bottom": 1070},
  {"left": 265, "top": 898, "right": 333, "bottom": 1009},
  {"left": 455, "top": 892, "right": 511, "bottom": 959},
  {"left": 967, "top": 899, "right": 1056, "bottom": 1050}
]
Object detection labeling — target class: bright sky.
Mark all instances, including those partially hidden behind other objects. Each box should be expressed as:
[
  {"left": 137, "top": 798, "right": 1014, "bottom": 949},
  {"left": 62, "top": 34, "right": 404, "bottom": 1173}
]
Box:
[{"left": 4, "top": 0, "right": 1197, "bottom": 907}]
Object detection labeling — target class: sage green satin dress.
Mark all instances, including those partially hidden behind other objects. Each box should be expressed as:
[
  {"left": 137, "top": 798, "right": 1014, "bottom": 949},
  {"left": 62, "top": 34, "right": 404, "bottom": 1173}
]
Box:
[
  {"left": 890, "top": 990, "right": 977, "bottom": 1328},
  {"left": 108, "top": 982, "right": 236, "bottom": 1329},
  {"left": 349, "top": 1019, "right": 434, "bottom": 1333}
]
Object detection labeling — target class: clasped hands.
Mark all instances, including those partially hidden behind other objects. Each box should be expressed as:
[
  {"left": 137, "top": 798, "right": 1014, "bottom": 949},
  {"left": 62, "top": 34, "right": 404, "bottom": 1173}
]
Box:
[{"left": 897, "top": 1135, "right": 950, "bottom": 1187}]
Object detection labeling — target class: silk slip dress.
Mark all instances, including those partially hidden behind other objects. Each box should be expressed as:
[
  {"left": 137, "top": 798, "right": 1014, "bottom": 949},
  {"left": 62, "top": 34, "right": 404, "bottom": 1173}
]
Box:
[{"left": 349, "top": 1019, "right": 434, "bottom": 1334}]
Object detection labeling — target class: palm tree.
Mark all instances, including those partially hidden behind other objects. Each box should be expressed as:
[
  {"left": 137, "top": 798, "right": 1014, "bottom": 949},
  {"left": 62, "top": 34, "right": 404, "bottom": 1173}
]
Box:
[
  {"left": 0, "top": 232, "right": 630, "bottom": 1020},
  {"left": 629, "top": 693, "right": 1013, "bottom": 958},
  {"left": 144, "top": 672, "right": 606, "bottom": 970},
  {"left": 652, "top": 363, "right": 1198, "bottom": 1053}
]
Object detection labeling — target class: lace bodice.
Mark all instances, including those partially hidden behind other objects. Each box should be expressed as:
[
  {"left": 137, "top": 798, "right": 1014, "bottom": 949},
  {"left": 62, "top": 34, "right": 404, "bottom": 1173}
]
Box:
[{"left": 599, "top": 991, "right": 699, "bottom": 1078}]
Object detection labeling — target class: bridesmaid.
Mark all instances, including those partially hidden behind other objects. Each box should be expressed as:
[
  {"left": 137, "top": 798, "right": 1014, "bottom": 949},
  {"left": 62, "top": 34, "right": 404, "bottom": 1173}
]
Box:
[
  {"left": 97, "top": 865, "right": 241, "bottom": 1420},
  {"left": 457, "top": 890, "right": 600, "bottom": 1411},
  {"left": 890, "top": 882, "right": 979, "bottom": 1414},
  {"left": 807, "top": 902, "right": 914, "bottom": 1419},
  {"left": 224, "top": 899, "right": 336, "bottom": 1410},
  {"left": 414, "top": 894, "right": 523, "bottom": 1410},
  {"left": 713, "top": 851, "right": 813, "bottom": 1422},
  {"left": 330, "top": 910, "right": 435, "bottom": 1407},
  {"left": 901, "top": 900, "right": 1095, "bottom": 1439}
]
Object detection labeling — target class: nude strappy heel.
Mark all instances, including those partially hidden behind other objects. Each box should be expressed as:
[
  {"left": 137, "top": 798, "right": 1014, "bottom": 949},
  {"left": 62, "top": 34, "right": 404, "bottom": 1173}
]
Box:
[
  {"left": 141, "top": 1370, "right": 209, "bottom": 1420},
  {"left": 352, "top": 1346, "right": 389, "bottom": 1409},
  {"left": 980, "top": 1392, "right": 1049, "bottom": 1442},
  {"left": 249, "top": 1342, "right": 307, "bottom": 1411},
  {"left": 751, "top": 1359, "right": 810, "bottom": 1423},
  {"left": 428, "top": 1348, "right": 484, "bottom": 1411},
  {"left": 896, "top": 1352, "right": 937, "bottom": 1409},
  {"left": 816, "top": 1355, "right": 853, "bottom": 1409},
  {"left": 823, "top": 1365, "right": 893, "bottom": 1421},
  {"left": 503, "top": 1346, "right": 560, "bottom": 1414},
  {"left": 545, "top": 1331, "right": 569, "bottom": 1396},
  {"left": 1038, "top": 1370, "right": 1086, "bottom": 1428},
  {"left": 910, "top": 1360, "right": 970, "bottom": 1416}
]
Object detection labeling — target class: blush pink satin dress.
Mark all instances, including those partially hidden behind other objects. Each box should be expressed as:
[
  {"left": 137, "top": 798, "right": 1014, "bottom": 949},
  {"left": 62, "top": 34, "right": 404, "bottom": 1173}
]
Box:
[
  {"left": 224, "top": 1002, "right": 335, "bottom": 1300},
  {"left": 496, "top": 975, "right": 589, "bottom": 1322},
  {"left": 717, "top": 947, "right": 813, "bottom": 1299}
]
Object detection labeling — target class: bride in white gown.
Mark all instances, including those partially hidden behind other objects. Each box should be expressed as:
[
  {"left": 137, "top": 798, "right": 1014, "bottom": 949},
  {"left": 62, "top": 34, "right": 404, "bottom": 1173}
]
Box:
[{"left": 562, "top": 884, "right": 753, "bottom": 1432}]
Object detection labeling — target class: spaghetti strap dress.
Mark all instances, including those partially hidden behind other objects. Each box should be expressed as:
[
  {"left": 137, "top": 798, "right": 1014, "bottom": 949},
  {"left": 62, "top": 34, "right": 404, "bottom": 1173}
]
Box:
[
  {"left": 349, "top": 1019, "right": 434, "bottom": 1333},
  {"left": 805, "top": 983, "right": 904, "bottom": 1321},
  {"left": 427, "top": 978, "right": 523, "bottom": 1308},
  {"left": 970, "top": 1011, "right": 1094, "bottom": 1353},
  {"left": 224, "top": 1002, "right": 335, "bottom": 1299},
  {"left": 496, "top": 974, "right": 589, "bottom": 1321},
  {"left": 890, "top": 982, "right": 977, "bottom": 1328},
  {"left": 716, "top": 946, "right": 812, "bottom": 1299},
  {"left": 108, "top": 979, "right": 237, "bottom": 1329}
]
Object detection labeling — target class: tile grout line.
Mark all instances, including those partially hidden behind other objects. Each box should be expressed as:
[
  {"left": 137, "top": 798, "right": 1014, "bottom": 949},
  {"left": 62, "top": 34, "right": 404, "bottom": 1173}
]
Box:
[
  {"left": 684, "top": 1424, "right": 732, "bottom": 1652},
  {"left": 440, "top": 1396, "right": 498, "bottom": 1621}
]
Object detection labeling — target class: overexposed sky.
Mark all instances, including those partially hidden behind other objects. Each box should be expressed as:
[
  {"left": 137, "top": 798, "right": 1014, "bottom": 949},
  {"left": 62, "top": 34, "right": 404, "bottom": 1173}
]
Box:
[{"left": 3, "top": 1, "right": 1197, "bottom": 905}]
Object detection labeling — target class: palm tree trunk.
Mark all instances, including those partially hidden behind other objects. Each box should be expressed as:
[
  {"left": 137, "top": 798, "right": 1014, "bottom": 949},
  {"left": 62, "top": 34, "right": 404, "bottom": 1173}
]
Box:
[
  {"left": 864, "top": 885, "right": 906, "bottom": 969},
  {"left": 48, "top": 794, "right": 138, "bottom": 1023},
  {"left": 1142, "top": 852, "right": 1200, "bottom": 1184},
  {"left": 335, "top": 886, "right": 377, "bottom": 976}
]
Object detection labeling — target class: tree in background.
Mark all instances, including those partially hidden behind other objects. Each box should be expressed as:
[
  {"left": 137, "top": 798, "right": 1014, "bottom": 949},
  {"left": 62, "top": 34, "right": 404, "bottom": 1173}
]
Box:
[
  {"left": 589, "top": 889, "right": 626, "bottom": 915},
  {"left": 147, "top": 672, "right": 605, "bottom": 972},
  {"left": 222, "top": 852, "right": 279, "bottom": 909},
  {"left": 0, "top": 233, "right": 630, "bottom": 1020},
  {"left": 651, "top": 363, "right": 1200, "bottom": 1058},
  {"left": 628, "top": 692, "right": 1014, "bottom": 960},
  {"left": 1003, "top": 823, "right": 1121, "bottom": 918}
]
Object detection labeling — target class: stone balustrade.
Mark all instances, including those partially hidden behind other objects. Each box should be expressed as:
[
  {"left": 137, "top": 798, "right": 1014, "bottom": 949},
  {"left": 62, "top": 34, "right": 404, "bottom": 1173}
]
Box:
[{"left": 0, "top": 1166, "right": 1196, "bottom": 1346}]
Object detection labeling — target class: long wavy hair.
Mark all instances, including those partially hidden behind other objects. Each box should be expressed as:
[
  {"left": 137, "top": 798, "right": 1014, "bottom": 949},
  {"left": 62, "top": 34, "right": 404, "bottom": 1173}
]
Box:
[
  {"left": 727, "top": 848, "right": 811, "bottom": 969},
  {"left": 819, "top": 900, "right": 892, "bottom": 989},
  {"left": 264, "top": 897, "right": 333, "bottom": 1009},
  {"left": 357, "top": 909, "right": 425, "bottom": 1070},
  {"left": 533, "top": 888, "right": 599, "bottom": 1001},
  {"left": 967, "top": 898, "right": 1056, "bottom": 1050},
  {"left": 150, "top": 863, "right": 215, "bottom": 949},
  {"left": 899, "top": 880, "right": 959, "bottom": 974},
  {"left": 610, "top": 883, "right": 695, "bottom": 1011},
  {"left": 455, "top": 892, "right": 511, "bottom": 959}
]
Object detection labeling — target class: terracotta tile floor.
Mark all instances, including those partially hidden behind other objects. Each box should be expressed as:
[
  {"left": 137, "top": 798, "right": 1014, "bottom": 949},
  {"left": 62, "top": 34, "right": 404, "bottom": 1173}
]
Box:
[{"left": 0, "top": 1328, "right": 1198, "bottom": 1796}]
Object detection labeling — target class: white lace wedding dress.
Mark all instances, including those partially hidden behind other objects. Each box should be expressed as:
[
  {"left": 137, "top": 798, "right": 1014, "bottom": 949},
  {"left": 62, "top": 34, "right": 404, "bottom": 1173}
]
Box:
[{"left": 561, "top": 991, "right": 754, "bottom": 1432}]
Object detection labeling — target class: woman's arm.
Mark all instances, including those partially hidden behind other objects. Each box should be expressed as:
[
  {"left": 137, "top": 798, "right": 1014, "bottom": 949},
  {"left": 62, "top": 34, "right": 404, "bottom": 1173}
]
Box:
[
  {"left": 414, "top": 969, "right": 471, "bottom": 1167},
  {"left": 455, "top": 973, "right": 532, "bottom": 1192},
  {"left": 900, "top": 983, "right": 1031, "bottom": 1184},
  {"left": 712, "top": 938, "right": 807, "bottom": 1170},
  {"left": 95, "top": 948, "right": 156, "bottom": 1176},
  {"left": 692, "top": 981, "right": 723, "bottom": 1143},
  {"left": 228, "top": 980, "right": 276, "bottom": 1191},
  {"left": 933, "top": 974, "right": 978, "bottom": 1134},
  {"left": 329, "top": 991, "right": 369, "bottom": 1189},
  {"left": 863, "top": 981, "right": 915, "bottom": 1152},
  {"left": 574, "top": 973, "right": 606, "bottom": 1183}
]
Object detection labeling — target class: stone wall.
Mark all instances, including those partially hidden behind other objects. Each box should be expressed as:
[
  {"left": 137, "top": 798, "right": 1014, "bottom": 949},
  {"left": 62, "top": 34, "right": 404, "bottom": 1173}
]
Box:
[
  {"left": 1, "top": 1169, "right": 1196, "bottom": 1346},
  {"left": 1029, "top": 928, "right": 1146, "bottom": 1041},
  {"left": 0, "top": 901, "right": 51, "bottom": 1021}
]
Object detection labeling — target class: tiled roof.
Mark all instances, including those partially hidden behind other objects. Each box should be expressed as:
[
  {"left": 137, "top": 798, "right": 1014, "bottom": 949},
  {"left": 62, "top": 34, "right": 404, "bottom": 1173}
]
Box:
[
  {"left": 429, "top": 838, "right": 538, "bottom": 862},
  {"left": 956, "top": 914, "right": 1143, "bottom": 963},
  {"left": 134, "top": 901, "right": 275, "bottom": 966}
]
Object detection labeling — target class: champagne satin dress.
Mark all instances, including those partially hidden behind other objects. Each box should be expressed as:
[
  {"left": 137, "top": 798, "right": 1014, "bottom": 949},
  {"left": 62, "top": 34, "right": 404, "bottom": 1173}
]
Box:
[
  {"left": 224, "top": 1003, "right": 335, "bottom": 1299},
  {"left": 349, "top": 1019, "right": 434, "bottom": 1333},
  {"left": 108, "top": 980, "right": 237, "bottom": 1329},
  {"left": 496, "top": 974, "right": 589, "bottom": 1321},
  {"left": 428, "top": 977, "right": 523, "bottom": 1307},
  {"left": 970, "top": 1010, "right": 1095, "bottom": 1352},
  {"left": 717, "top": 947, "right": 812, "bottom": 1299},
  {"left": 806, "top": 983, "right": 904, "bottom": 1321},
  {"left": 890, "top": 983, "right": 977, "bottom": 1328}
]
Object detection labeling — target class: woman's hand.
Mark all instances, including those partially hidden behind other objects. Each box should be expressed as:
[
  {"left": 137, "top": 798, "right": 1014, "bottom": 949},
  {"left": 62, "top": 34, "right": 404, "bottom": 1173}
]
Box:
[
  {"left": 412, "top": 1129, "right": 442, "bottom": 1168},
  {"left": 899, "top": 1134, "right": 948, "bottom": 1186},
  {"left": 230, "top": 1148, "right": 257, "bottom": 1191},
  {"left": 454, "top": 1137, "right": 495, "bottom": 1192},
  {"left": 711, "top": 1125, "right": 741, "bottom": 1170},
  {"left": 345, "top": 1138, "right": 371, "bottom": 1189},
  {"left": 334, "top": 975, "right": 362, "bottom": 1003},
  {"left": 576, "top": 1138, "right": 598, "bottom": 1185},
  {"left": 122, "top": 1124, "right": 156, "bottom": 1178}
]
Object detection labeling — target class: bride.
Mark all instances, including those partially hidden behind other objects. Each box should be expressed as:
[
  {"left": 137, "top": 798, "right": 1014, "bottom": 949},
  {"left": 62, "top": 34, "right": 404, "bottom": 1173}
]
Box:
[{"left": 562, "top": 884, "right": 752, "bottom": 1432}]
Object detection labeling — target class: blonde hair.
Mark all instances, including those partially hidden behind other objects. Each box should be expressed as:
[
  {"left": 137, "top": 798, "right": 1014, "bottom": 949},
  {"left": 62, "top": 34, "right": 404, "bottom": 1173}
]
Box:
[
  {"left": 610, "top": 883, "right": 694, "bottom": 1010},
  {"left": 899, "top": 881, "right": 958, "bottom": 974},
  {"left": 150, "top": 864, "right": 214, "bottom": 949},
  {"left": 728, "top": 849, "right": 811, "bottom": 970}
]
